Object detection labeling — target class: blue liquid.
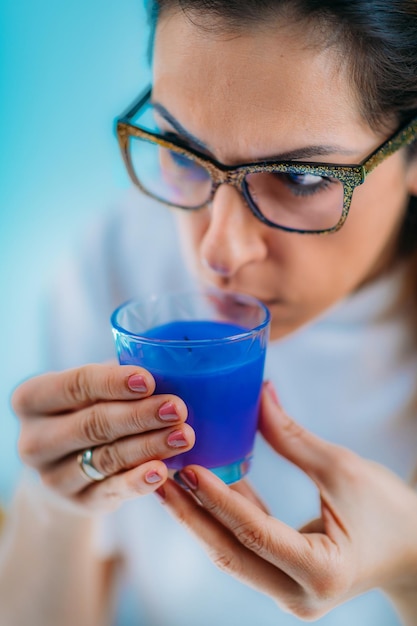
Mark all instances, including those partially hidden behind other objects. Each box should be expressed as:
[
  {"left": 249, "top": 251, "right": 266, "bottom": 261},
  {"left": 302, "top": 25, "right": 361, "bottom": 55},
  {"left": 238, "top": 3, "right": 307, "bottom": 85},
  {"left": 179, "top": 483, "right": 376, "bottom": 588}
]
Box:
[{"left": 116, "top": 320, "right": 267, "bottom": 480}]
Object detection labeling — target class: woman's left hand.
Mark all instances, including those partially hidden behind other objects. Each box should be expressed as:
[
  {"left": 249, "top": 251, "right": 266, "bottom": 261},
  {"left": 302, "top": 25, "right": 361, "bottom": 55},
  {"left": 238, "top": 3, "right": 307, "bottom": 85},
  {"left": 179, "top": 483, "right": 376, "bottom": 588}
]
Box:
[{"left": 158, "top": 382, "right": 417, "bottom": 621}]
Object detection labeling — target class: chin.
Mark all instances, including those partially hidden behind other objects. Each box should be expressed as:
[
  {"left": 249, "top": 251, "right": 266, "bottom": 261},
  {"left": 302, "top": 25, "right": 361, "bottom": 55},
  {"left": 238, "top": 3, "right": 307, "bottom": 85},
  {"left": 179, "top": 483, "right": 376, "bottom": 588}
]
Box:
[{"left": 268, "top": 305, "right": 310, "bottom": 341}]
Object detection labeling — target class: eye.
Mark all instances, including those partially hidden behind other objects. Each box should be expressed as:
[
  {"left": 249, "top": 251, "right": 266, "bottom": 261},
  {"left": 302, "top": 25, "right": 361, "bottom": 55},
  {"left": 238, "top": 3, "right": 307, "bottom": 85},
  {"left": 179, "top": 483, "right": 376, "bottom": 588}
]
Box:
[
  {"left": 282, "top": 171, "right": 332, "bottom": 197},
  {"left": 286, "top": 172, "right": 325, "bottom": 186},
  {"left": 168, "top": 150, "right": 195, "bottom": 168},
  {"left": 160, "top": 145, "right": 211, "bottom": 183}
]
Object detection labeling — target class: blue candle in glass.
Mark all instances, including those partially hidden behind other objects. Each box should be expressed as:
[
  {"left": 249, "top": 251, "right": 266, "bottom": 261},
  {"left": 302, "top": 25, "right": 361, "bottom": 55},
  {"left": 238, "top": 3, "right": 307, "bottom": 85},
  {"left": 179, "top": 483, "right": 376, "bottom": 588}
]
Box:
[{"left": 111, "top": 290, "right": 270, "bottom": 483}]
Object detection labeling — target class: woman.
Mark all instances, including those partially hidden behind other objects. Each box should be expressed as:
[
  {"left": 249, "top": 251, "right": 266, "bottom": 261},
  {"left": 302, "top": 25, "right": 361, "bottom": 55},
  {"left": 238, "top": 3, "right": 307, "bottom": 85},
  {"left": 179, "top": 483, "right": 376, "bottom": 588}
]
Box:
[{"left": 3, "top": 0, "right": 417, "bottom": 624}]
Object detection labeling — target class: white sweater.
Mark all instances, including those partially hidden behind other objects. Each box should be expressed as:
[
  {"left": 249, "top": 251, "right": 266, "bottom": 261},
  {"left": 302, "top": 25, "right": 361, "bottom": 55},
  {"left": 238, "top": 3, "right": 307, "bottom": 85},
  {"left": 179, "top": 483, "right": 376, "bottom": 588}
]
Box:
[{"left": 44, "top": 190, "right": 417, "bottom": 626}]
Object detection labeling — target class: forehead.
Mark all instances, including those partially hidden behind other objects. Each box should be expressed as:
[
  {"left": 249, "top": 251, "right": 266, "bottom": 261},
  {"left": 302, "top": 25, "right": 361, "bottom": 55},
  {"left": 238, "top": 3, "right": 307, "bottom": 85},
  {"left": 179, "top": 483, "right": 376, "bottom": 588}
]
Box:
[{"left": 152, "top": 11, "right": 377, "bottom": 162}]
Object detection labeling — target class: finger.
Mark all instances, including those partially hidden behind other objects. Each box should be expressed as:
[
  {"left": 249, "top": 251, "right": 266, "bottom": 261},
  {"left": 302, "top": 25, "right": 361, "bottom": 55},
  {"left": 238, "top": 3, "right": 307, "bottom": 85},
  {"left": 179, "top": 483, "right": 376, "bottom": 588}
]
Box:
[
  {"left": 260, "top": 382, "right": 347, "bottom": 489},
  {"left": 160, "top": 478, "right": 302, "bottom": 603},
  {"left": 73, "top": 460, "right": 170, "bottom": 512},
  {"left": 18, "top": 394, "right": 188, "bottom": 466},
  {"left": 298, "top": 518, "right": 325, "bottom": 534},
  {"left": 230, "top": 480, "right": 270, "bottom": 514},
  {"left": 163, "top": 478, "right": 347, "bottom": 619},
  {"left": 174, "top": 465, "right": 321, "bottom": 586},
  {"left": 12, "top": 364, "right": 156, "bottom": 416},
  {"left": 41, "top": 423, "right": 195, "bottom": 496}
]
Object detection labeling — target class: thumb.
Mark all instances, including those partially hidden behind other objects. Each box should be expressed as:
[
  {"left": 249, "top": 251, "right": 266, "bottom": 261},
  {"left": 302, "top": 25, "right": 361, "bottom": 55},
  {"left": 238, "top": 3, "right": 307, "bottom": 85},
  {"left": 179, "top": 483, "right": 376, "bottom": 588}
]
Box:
[{"left": 260, "top": 381, "right": 342, "bottom": 488}]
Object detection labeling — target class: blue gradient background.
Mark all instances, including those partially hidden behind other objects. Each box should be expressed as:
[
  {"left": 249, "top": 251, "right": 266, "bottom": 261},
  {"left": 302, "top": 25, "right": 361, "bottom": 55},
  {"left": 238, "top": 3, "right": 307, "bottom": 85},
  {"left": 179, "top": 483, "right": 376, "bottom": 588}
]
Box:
[{"left": 0, "top": 1, "right": 150, "bottom": 503}]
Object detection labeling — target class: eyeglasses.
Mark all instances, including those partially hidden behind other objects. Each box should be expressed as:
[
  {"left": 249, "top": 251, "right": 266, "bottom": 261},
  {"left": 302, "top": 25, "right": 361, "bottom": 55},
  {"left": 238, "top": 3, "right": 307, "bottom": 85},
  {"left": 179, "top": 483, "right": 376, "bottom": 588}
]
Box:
[{"left": 115, "top": 86, "right": 417, "bottom": 234}]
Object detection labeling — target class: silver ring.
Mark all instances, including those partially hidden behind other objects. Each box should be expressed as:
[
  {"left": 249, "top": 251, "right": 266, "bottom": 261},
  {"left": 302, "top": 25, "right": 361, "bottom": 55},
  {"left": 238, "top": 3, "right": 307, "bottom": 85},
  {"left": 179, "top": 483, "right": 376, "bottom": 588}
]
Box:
[{"left": 77, "top": 448, "right": 106, "bottom": 482}]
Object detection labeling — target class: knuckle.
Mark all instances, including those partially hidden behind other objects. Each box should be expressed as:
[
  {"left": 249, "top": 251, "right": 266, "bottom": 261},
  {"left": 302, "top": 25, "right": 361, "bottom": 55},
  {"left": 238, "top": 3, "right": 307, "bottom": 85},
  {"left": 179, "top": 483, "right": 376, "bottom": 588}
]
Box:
[
  {"left": 64, "top": 367, "right": 90, "bottom": 405},
  {"left": 308, "top": 559, "right": 350, "bottom": 602},
  {"left": 17, "top": 431, "right": 40, "bottom": 466},
  {"left": 234, "top": 521, "right": 265, "bottom": 553},
  {"left": 281, "top": 415, "right": 306, "bottom": 443},
  {"left": 200, "top": 494, "right": 225, "bottom": 517},
  {"left": 139, "top": 434, "right": 159, "bottom": 460},
  {"left": 73, "top": 484, "right": 119, "bottom": 514},
  {"left": 124, "top": 471, "right": 146, "bottom": 497},
  {"left": 210, "top": 548, "right": 242, "bottom": 576},
  {"left": 324, "top": 570, "right": 350, "bottom": 600},
  {"left": 128, "top": 404, "right": 149, "bottom": 432},
  {"left": 100, "top": 368, "right": 119, "bottom": 400},
  {"left": 120, "top": 470, "right": 153, "bottom": 500},
  {"left": 103, "top": 488, "right": 122, "bottom": 509},
  {"left": 79, "top": 406, "right": 112, "bottom": 444},
  {"left": 90, "top": 483, "right": 122, "bottom": 512},
  {"left": 96, "top": 444, "right": 124, "bottom": 476}
]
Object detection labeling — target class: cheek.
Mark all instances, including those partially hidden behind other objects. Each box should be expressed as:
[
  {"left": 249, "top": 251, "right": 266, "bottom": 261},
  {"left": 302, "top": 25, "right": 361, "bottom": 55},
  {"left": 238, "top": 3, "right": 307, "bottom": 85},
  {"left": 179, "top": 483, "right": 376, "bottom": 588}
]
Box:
[
  {"left": 353, "top": 169, "right": 407, "bottom": 225},
  {"left": 296, "top": 159, "right": 410, "bottom": 299},
  {"left": 265, "top": 163, "right": 408, "bottom": 312},
  {"left": 343, "top": 158, "right": 409, "bottom": 261}
]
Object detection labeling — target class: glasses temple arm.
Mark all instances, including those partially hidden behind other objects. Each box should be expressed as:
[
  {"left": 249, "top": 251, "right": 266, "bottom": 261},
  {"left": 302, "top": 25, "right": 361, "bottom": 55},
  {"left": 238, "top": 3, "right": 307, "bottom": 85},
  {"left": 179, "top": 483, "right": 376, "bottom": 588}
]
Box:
[
  {"left": 115, "top": 85, "right": 152, "bottom": 123},
  {"left": 362, "top": 118, "right": 417, "bottom": 176}
]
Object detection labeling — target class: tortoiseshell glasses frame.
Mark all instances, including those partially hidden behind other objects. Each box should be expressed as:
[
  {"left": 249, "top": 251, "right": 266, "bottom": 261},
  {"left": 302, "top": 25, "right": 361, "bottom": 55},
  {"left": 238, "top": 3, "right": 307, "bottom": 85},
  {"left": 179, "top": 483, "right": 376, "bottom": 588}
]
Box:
[{"left": 115, "top": 86, "right": 417, "bottom": 234}]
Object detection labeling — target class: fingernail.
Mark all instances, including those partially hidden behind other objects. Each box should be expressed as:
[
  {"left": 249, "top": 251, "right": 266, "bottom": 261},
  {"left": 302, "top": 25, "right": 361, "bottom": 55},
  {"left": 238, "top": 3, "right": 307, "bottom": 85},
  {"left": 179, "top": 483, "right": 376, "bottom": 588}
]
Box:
[
  {"left": 145, "top": 470, "right": 162, "bottom": 484},
  {"left": 127, "top": 374, "right": 148, "bottom": 392},
  {"left": 158, "top": 401, "right": 179, "bottom": 422},
  {"left": 155, "top": 486, "right": 166, "bottom": 502},
  {"left": 167, "top": 430, "right": 188, "bottom": 448},
  {"left": 177, "top": 468, "right": 198, "bottom": 490},
  {"left": 265, "top": 380, "right": 281, "bottom": 407}
]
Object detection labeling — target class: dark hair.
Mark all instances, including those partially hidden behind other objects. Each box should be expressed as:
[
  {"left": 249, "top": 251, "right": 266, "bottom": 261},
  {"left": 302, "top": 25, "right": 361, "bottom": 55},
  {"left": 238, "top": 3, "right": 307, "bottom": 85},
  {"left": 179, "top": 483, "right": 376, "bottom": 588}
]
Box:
[{"left": 145, "top": 0, "right": 417, "bottom": 256}]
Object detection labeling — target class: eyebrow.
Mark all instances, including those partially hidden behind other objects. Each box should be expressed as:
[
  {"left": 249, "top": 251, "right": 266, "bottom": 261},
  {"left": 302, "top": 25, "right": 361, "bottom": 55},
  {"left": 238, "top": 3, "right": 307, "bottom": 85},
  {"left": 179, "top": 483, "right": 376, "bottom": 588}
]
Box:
[{"left": 152, "top": 101, "right": 358, "bottom": 162}]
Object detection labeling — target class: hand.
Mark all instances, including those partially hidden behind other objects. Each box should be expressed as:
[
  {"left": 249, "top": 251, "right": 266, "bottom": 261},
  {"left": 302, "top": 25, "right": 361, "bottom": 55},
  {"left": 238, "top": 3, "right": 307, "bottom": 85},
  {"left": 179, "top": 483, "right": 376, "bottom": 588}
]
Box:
[
  {"left": 159, "top": 382, "right": 417, "bottom": 621},
  {"left": 12, "top": 364, "right": 195, "bottom": 512}
]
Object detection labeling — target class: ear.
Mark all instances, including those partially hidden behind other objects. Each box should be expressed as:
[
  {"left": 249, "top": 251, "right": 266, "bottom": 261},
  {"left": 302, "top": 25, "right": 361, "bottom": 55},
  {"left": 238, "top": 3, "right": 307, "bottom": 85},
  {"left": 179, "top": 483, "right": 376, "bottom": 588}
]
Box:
[{"left": 405, "top": 154, "right": 417, "bottom": 196}]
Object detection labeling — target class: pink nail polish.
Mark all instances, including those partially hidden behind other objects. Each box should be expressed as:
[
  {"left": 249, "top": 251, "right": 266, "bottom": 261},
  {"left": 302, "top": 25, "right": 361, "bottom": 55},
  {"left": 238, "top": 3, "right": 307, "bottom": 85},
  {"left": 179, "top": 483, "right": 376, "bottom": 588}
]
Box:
[
  {"left": 167, "top": 430, "right": 188, "bottom": 448},
  {"left": 159, "top": 402, "right": 179, "bottom": 421},
  {"left": 265, "top": 380, "right": 281, "bottom": 407},
  {"left": 145, "top": 470, "right": 162, "bottom": 484},
  {"left": 179, "top": 468, "right": 198, "bottom": 490},
  {"left": 127, "top": 374, "right": 148, "bottom": 392}
]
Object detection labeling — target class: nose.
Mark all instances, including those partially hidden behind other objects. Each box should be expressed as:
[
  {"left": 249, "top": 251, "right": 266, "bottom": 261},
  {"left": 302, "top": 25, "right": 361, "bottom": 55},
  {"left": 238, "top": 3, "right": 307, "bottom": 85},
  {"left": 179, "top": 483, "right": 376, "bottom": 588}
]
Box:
[{"left": 200, "top": 184, "right": 268, "bottom": 279}]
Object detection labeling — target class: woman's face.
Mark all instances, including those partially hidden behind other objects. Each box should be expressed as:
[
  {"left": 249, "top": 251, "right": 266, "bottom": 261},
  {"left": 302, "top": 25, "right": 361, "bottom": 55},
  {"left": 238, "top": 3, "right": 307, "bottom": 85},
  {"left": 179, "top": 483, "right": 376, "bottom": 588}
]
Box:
[{"left": 152, "top": 11, "right": 417, "bottom": 339}]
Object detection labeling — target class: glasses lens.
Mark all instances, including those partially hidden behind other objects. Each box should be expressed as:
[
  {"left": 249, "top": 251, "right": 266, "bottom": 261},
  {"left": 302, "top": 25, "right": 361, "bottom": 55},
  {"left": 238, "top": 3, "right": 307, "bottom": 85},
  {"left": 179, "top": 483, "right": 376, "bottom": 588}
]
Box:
[
  {"left": 245, "top": 170, "right": 344, "bottom": 231},
  {"left": 129, "top": 136, "right": 212, "bottom": 208}
]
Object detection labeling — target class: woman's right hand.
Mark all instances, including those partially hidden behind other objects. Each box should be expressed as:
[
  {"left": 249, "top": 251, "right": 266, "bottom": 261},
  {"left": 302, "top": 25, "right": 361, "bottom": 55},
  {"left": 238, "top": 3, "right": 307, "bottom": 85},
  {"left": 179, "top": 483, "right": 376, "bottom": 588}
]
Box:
[{"left": 11, "top": 364, "right": 195, "bottom": 512}]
